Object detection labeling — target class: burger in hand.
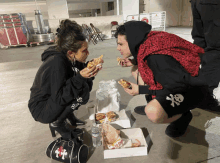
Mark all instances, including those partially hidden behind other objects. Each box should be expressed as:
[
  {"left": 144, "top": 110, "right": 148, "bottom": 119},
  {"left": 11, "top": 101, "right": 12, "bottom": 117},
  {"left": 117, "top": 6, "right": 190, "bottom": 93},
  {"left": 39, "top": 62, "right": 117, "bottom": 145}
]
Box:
[
  {"left": 87, "top": 55, "right": 103, "bottom": 69},
  {"left": 118, "top": 79, "right": 132, "bottom": 89}
]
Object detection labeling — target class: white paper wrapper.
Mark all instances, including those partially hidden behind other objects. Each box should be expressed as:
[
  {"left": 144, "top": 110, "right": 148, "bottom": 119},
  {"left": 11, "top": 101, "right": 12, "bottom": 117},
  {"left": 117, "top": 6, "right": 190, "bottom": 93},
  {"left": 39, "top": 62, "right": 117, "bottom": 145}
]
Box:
[
  {"left": 107, "top": 137, "right": 124, "bottom": 149},
  {"left": 96, "top": 63, "right": 102, "bottom": 68}
]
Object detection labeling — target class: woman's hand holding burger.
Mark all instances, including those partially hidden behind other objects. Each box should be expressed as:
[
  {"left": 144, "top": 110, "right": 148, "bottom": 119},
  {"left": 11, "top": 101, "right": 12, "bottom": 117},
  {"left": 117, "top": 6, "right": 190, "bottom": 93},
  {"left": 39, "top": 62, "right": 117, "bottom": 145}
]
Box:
[
  {"left": 80, "top": 55, "right": 104, "bottom": 78},
  {"left": 80, "top": 66, "right": 99, "bottom": 78}
]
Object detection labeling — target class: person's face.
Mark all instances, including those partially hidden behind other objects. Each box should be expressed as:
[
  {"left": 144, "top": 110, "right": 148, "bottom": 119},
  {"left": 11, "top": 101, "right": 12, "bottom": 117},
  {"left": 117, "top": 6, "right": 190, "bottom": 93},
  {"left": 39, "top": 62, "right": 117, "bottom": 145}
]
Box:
[
  {"left": 68, "top": 41, "right": 89, "bottom": 63},
  {"left": 116, "top": 35, "right": 132, "bottom": 59}
]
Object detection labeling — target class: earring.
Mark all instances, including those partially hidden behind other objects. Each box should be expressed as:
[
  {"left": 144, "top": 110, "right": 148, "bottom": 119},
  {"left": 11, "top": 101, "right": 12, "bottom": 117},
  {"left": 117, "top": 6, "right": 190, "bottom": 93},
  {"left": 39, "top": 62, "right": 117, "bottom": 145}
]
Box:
[{"left": 72, "top": 57, "right": 76, "bottom": 66}]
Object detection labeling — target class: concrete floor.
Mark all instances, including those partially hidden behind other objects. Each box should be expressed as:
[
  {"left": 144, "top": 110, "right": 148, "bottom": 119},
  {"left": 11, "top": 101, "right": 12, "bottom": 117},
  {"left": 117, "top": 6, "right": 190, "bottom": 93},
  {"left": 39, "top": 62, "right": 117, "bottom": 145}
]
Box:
[{"left": 1, "top": 27, "right": 220, "bottom": 163}]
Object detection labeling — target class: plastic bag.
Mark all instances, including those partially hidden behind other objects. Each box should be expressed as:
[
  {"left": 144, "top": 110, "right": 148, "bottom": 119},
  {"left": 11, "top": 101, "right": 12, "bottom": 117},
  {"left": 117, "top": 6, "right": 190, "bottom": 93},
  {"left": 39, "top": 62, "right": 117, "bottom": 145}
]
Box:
[
  {"left": 89, "top": 80, "right": 120, "bottom": 120},
  {"left": 213, "top": 82, "right": 220, "bottom": 105}
]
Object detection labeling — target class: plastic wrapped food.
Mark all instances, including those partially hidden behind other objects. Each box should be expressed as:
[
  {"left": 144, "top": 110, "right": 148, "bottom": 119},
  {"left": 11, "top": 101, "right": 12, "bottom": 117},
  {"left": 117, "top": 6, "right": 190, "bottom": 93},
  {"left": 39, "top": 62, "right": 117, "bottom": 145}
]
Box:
[{"left": 101, "top": 123, "right": 124, "bottom": 149}]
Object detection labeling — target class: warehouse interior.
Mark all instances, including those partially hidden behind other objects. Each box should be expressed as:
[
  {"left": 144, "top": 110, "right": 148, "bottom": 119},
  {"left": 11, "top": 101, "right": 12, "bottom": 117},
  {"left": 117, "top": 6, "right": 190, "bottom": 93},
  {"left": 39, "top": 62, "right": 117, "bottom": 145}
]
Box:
[{"left": 0, "top": 0, "right": 220, "bottom": 163}]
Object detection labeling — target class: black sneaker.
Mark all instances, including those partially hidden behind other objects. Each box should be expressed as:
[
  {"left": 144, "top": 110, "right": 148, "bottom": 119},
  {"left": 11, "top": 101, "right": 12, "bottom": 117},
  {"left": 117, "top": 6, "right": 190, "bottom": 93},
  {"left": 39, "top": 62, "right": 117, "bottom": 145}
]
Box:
[
  {"left": 165, "top": 111, "right": 193, "bottom": 138},
  {"left": 134, "top": 106, "right": 146, "bottom": 115}
]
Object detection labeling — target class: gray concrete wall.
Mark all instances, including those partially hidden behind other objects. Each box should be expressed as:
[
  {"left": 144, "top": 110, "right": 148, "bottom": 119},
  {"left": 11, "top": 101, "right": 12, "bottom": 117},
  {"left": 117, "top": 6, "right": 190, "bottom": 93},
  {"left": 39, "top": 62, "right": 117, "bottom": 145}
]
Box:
[
  {"left": 180, "top": 0, "right": 193, "bottom": 26},
  {"left": 68, "top": 2, "right": 100, "bottom": 10},
  {"left": 143, "top": 0, "right": 192, "bottom": 27},
  {"left": 143, "top": 0, "right": 181, "bottom": 27},
  {"left": 47, "top": 0, "right": 69, "bottom": 19},
  {"left": 122, "top": 0, "right": 140, "bottom": 20}
]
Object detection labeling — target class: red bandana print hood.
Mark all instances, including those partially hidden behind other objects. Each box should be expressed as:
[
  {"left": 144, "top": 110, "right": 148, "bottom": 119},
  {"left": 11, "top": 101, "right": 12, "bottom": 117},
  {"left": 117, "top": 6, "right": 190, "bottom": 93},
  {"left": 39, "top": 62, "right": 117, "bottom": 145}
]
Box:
[{"left": 137, "top": 31, "right": 204, "bottom": 95}]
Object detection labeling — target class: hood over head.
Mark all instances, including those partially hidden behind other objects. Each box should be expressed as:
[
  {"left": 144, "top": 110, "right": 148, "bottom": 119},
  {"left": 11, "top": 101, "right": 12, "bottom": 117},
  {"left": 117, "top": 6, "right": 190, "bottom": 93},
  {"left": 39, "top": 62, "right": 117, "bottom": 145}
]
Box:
[
  {"left": 124, "top": 21, "right": 152, "bottom": 64},
  {"left": 41, "top": 46, "right": 64, "bottom": 61}
]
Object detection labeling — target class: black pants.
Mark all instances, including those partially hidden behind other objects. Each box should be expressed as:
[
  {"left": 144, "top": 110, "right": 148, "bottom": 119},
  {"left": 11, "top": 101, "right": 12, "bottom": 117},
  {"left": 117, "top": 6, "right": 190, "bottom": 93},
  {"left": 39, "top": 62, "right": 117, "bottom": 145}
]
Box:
[
  {"left": 29, "top": 98, "right": 78, "bottom": 124},
  {"left": 200, "top": 51, "right": 220, "bottom": 93},
  {"left": 191, "top": 0, "right": 220, "bottom": 93},
  {"left": 190, "top": 0, "right": 220, "bottom": 51},
  {"left": 28, "top": 98, "right": 67, "bottom": 124}
]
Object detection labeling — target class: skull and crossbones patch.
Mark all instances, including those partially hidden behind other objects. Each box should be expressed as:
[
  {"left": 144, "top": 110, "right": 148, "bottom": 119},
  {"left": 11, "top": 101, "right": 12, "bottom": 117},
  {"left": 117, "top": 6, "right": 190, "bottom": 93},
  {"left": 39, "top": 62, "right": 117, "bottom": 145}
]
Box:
[{"left": 166, "top": 94, "right": 184, "bottom": 107}]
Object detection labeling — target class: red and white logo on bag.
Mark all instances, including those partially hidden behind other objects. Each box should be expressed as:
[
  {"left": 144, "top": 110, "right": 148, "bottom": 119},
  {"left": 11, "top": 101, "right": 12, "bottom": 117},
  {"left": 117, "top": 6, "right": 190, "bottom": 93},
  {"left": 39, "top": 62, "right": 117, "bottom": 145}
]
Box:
[{"left": 55, "top": 146, "right": 68, "bottom": 160}]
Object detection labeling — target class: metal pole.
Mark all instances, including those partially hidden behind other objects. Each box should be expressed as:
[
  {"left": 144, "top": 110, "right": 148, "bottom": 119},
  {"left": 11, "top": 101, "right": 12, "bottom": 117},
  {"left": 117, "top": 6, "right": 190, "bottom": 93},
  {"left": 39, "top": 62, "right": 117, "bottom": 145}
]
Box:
[
  {"left": 34, "top": 0, "right": 39, "bottom": 10},
  {"left": 117, "top": 0, "right": 120, "bottom": 15}
]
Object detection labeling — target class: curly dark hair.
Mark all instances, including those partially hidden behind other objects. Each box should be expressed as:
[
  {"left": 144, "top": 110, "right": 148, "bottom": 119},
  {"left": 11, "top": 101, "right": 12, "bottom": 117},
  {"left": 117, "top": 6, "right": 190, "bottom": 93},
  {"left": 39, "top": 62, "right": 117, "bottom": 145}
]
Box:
[
  {"left": 114, "top": 24, "right": 127, "bottom": 40},
  {"left": 56, "top": 19, "right": 86, "bottom": 54}
]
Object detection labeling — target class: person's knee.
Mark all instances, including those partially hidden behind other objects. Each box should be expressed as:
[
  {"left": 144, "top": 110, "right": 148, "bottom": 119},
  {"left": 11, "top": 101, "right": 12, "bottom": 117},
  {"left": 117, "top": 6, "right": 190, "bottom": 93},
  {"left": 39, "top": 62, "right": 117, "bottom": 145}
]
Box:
[
  {"left": 145, "top": 106, "right": 162, "bottom": 123},
  {"left": 144, "top": 100, "right": 168, "bottom": 123}
]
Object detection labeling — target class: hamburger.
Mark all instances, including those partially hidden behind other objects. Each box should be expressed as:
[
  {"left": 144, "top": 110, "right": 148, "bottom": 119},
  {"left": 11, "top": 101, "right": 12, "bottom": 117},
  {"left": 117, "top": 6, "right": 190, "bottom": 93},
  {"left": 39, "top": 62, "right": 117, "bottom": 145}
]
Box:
[
  {"left": 95, "top": 113, "right": 106, "bottom": 121},
  {"left": 95, "top": 111, "right": 117, "bottom": 123},
  {"left": 106, "top": 111, "right": 117, "bottom": 122},
  {"left": 87, "top": 55, "right": 103, "bottom": 69},
  {"left": 117, "top": 57, "right": 122, "bottom": 65},
  {"left": 118, "top": 79, "right": 132, "bottom": 89}
]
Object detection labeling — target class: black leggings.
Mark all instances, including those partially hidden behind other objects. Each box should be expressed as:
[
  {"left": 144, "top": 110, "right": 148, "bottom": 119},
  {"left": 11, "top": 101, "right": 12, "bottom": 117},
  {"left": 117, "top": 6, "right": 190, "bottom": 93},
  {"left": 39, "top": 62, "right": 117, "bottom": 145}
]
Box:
[
  {"left": 29, "top": 98, "right": 70, "bottom": 124},
  {"left": 190, "top": 0, "right": 220, "bottom": 51}
]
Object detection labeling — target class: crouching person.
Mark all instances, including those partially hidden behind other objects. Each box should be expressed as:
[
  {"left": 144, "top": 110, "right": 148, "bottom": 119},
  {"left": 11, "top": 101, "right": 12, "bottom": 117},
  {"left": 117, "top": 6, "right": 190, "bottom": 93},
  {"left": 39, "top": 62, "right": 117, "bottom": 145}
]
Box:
[
  {"left": 115, "top": 21, "right": 218, "bottom": 138},
  {"left": 28, "top": 19, "right": 102, "bottom": 137}
]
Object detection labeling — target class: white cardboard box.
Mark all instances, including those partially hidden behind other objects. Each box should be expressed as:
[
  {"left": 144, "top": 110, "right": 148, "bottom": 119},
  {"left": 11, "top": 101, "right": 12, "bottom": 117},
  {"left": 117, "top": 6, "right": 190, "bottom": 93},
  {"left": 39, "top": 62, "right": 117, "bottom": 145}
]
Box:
[
  {"left": 103, "top": 128, "right": 148, "bottom": 159},
  {"left": 96, "top": 109, "right": 131, "bottom": 129}
]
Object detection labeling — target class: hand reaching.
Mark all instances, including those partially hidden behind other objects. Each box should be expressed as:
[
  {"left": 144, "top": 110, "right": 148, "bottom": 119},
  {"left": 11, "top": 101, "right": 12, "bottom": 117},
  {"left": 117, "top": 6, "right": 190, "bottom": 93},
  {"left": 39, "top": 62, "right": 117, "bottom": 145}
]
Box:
[
  {"left": 119, "top": 58, "right": 135, "bottom": 67},
  {"left": 123, "top": 82, "right": 139, "bottom": 96}
]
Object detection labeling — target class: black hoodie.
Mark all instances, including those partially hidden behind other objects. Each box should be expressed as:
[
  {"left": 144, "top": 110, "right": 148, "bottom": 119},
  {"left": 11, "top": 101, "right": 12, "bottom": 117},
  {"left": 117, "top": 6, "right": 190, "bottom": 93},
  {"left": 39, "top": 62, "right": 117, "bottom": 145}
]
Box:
[{"left": 28, "top": 46, "right": 94, "bottom": 121}]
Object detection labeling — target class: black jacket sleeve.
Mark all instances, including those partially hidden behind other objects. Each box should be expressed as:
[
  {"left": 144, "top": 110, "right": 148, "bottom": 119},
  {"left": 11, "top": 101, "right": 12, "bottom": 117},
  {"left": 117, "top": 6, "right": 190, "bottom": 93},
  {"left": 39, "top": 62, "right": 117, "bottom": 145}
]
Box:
[
  {"left": 83, "top": 61, "right": 95, "bottom": 92},
  {"left": 87, "top": 77, "right": 95, "bottom": 92},
  {"left": 139, "top": 85, "right": 157, "bottom": 95}
]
